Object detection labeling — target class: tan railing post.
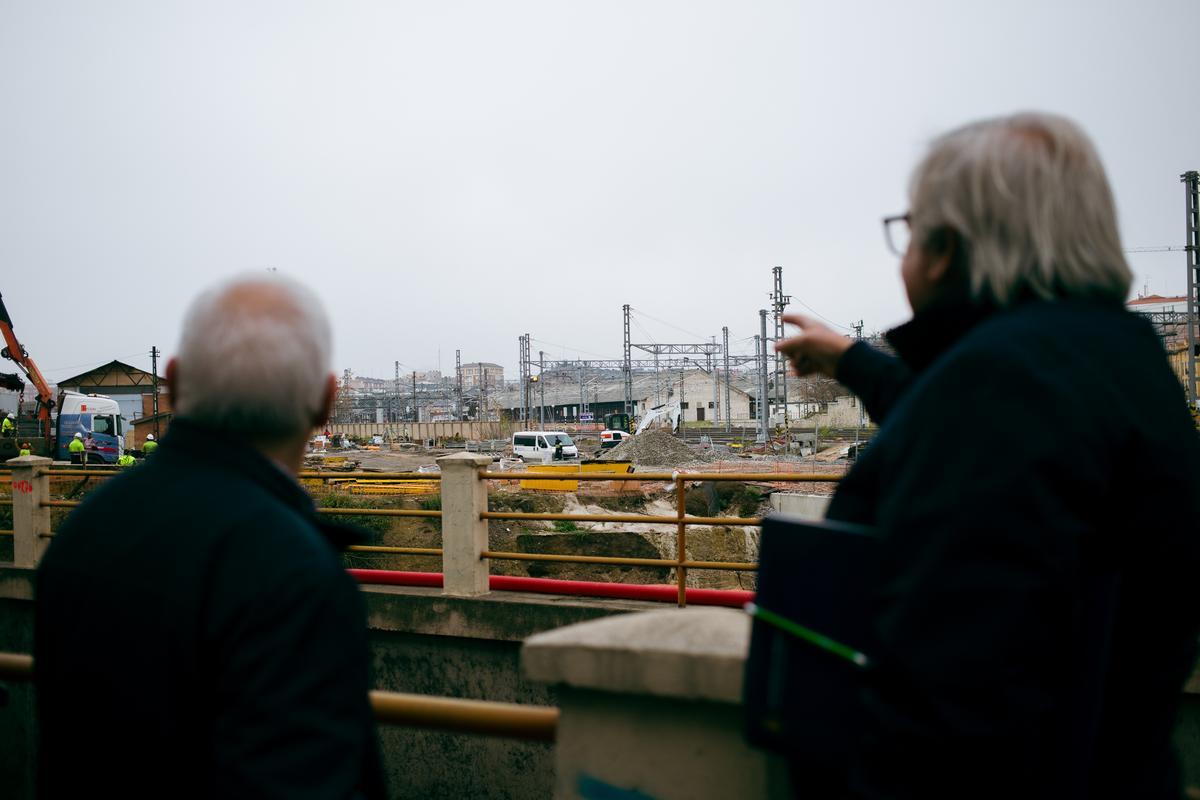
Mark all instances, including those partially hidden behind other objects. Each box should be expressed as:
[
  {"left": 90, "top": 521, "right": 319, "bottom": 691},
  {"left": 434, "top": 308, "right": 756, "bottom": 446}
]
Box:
[
  {"left": 8, "top": 455, "right": 53, "bottom": 568},
  {"left": 436, "top": 453, "right": 492, "bottom": 596},
  {"left": 675, "top": 472, "right": 687, "bottom": 608}
]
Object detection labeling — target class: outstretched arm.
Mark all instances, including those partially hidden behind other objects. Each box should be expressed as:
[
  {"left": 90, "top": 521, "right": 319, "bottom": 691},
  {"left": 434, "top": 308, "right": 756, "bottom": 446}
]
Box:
[{"left": 776, "top": 315, "right": 912, "bottom": 424}]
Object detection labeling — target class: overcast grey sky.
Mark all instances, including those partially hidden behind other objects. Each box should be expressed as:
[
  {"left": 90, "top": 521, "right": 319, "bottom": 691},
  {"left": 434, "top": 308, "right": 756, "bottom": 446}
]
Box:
[{"left": 2, "top": 1, "right": 1197, "bottom": 385}]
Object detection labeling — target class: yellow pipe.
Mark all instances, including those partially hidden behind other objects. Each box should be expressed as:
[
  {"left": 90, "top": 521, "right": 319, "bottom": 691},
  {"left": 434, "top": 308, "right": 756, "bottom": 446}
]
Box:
[
  {"left": 347, "top": 546, "right": 443, "bottom": 556},
  {"left": 481, "top": 511, "right": 760, "bottom": 526},
  {"left": 317, "top": 508, "right": 442, "bottom": 518},
  {"left": 41, "top": 500, "right": 80, "bottom": 508},
  {"left": 675, "top": 472, "right": 842, "bottom": 482},
  {"left": 299, "top": 472, "right": 442, "bottom": 480},
  {"left": 482, "top": 550, "right": 675, "bottom": 568},
  {"left": 0, "top": 652, "right": 33, "bottom": 681},
  {"left": 480, "top": 470, "right": 842, "bottom": 482},
  {"left": 483, "top": 511, "right": 679, "bottom": 524},
  {"left": 0, "top": 652, "right": 557, "bottom": 741},
  {"left": 481, "top": 470, "right": 676, "bottom": 482},
  {"left": 369, "top": 691, "right": 558, "bottom": 741},
  {"left": 480, "top": 551, "right": 756, "bottom": 571}
]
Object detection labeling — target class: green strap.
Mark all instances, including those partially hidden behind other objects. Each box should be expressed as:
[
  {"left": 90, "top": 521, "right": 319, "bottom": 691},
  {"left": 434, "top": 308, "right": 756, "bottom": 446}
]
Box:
[{"left": 746, "top": 602, "right": 871, "bottom": 669}]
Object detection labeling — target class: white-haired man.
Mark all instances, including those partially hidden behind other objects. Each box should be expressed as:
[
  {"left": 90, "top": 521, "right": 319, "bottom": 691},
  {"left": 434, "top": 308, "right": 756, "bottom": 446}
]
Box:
[
  {"left": 776, "top": 113, "right": 1200, "bottom": 798},
  {"left": 36, "top": 275, "right": 386, "bottom": 799}
]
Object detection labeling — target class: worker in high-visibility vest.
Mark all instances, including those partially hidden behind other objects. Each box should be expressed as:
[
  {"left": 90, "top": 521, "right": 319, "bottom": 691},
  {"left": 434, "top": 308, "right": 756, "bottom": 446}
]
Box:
[
  {"left": 1, "top": 413, "right": 14, "bottom": 437},
  {"left": 18, "top": 442, "right": 32, "bottom": 457},
  {"left": 68, "top": 432, "right": 85, "bottom": 464},
  {"left": 142, "top": 434, "right": 158, "bottom": 455},
  {"left": 118, "top": 453, "right": 136, "bottom": 467}
]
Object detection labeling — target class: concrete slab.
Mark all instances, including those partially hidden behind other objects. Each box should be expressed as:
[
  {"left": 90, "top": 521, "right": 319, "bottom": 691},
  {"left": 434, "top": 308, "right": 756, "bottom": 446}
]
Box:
[{"left": 521, "top": 607, "right": 750, "bottom": 703}]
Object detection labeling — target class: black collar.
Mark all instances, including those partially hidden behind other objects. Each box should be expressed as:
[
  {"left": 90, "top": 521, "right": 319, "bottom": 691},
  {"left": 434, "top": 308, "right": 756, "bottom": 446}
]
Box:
[
  {"left": 159, "top": 418, "right": 366, "bottom": 550},
  {"left": 884, "top": 301, "right": 996, "bottom": 374}
]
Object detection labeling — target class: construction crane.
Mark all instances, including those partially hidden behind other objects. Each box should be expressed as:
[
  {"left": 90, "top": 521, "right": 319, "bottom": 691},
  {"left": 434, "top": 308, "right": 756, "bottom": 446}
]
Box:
[{"left": 1, "top": 291, "right": 56, "bottom": 456}]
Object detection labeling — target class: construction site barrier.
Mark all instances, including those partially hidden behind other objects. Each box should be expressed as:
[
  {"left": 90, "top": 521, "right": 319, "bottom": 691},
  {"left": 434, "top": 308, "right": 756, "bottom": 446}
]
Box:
[
  {"left": 4, "top": 456, "right": 842, "bottom": 607},
  {"left": 0, "top": 651, "right": 557, "bottom": 742},
  {"left": 475, "top": 467, "right": 838, "bottom": 606}
]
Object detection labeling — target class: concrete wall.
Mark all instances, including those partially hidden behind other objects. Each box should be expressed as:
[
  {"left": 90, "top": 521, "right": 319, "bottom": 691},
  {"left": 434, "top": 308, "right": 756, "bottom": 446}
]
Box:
[
  {"left": 4, "top": 568, "right": 1200, "bottom": 797},
  {"left": 802, "top": 395, "right": 873, "bottom": 429},
  {"left": 769, "top": 492, "right": 830, "bottom": 520},
  {"left": 0, "top": 568, "right": 651, "bottom": 800}
]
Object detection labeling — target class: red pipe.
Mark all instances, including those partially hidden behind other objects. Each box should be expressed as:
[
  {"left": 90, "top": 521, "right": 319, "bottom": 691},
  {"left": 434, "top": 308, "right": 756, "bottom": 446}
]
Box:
[{"left": 348, "top": 569, "right": 753, "bottom": 608}]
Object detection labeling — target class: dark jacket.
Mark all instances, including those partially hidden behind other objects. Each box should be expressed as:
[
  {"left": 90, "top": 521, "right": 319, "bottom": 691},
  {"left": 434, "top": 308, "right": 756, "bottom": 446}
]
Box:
[
  {"left": 829, "top": 299, "right": 1200, "bottom": 799},
  {"left": 35, "top": 419, "right": 386, "bottom": 799}
]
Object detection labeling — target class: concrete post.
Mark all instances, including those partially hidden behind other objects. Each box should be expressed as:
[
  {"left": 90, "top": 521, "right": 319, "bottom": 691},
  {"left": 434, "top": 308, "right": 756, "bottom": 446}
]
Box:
[
  {"left": 436, "top": 452, "right": 493, "bottom": 596},
  {"left": 523, "top": 608, "right": 788, "bottom": 799},
  {"left": 7, "top": 455, "right": 53, "bottom": 568}
]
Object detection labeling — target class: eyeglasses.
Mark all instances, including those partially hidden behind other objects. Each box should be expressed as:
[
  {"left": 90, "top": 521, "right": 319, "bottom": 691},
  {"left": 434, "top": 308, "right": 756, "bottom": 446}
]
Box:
[{"left": 882, "top": 213, "right": 911, "bottom": 257}]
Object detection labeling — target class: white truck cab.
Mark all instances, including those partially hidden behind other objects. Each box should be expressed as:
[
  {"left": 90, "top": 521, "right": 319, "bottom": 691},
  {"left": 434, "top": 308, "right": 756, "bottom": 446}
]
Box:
[
  {"left": 512, "top": 431, "right": 579, "bottom": 463},
  {"left": 56, "top": 391, "right": 126, "bottom": 463}
]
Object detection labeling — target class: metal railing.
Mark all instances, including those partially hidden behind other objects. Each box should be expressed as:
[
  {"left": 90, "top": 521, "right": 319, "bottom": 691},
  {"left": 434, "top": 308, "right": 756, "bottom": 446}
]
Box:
[
  {"left": 4, "top": 467, "right": 446, "bottom": 558},
  {"left": 0, "top": 651, "right": 557, "bottom": 742},
  {"left": 478, "top": 469, "right": 840, "bottom": 606},
  {"left": 299, "top": 471, "right": 443, "bottom": 559},
  {"left": 4, "top": 457, "right": 844, "bottom": 607}
]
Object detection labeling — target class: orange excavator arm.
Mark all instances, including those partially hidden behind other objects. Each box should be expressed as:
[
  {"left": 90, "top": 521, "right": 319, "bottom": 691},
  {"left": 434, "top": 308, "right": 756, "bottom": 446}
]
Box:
[{"left": 0, "top": 292, "right": 56, "bottom": 422}]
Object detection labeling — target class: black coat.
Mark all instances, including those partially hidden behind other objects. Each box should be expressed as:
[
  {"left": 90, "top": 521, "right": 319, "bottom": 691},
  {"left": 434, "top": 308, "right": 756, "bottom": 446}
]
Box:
[
  {"left": 829, "top": 299, "right": 1200, "bottom": 799},
  {"left": 35, "top": 419, "right": 386, "bottom": 799}
]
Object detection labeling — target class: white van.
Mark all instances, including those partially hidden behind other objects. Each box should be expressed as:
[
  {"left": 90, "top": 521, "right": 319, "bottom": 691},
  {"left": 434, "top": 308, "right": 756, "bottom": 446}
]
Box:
[{"left": 512, "top": 431, "right": 579, "bottom": 463}]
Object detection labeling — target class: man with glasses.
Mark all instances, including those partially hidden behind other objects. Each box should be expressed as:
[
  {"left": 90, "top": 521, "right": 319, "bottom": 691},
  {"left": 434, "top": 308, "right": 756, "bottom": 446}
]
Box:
[{"left": 776, "top": 113, "right": 1200, "bottom": 799}]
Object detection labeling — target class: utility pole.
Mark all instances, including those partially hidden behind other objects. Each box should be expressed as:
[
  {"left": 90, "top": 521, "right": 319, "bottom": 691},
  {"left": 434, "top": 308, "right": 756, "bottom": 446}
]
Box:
[
  {"left": 393, "top": 361, "right": 400, "bottom": 423},
  {"left": 757, "top": 309, "right": 769, "bottom": 443},
  {"left": 852, "top": 322, "right": 864, "bottom": 449},
  {"left": 722, "top": 326, "right": 731, "bottom": 433},
  {"left": 481, "top": 371, "right": 489, "bottom": 424},
  {"left": 518, "top": 334, "right": 530, "bottom": 425},
  {"left": 623, "top": 304, "right": 633, "bottom": 415},
  {"left": 150, "top": 346, "right": 160, "bottom": 439},
  {"left": 654, "top": 351, "right": 661, "bottom": 407},
  {"left": 577, "top": 362, "right": 584, "bottom": 422},
  {"left": 1184, "top": 170, "right": 1199, "bottom": 406},
  {"left": 754, "top": 333, "right": 765, "bottom": 443},
  {"left": 709, "top": 336, "right": 716, "bottom": 426},
  {"left": 455, "top": 350, "right": 463, "bottom": 421},
  {"left": 679, "top": 361, "right": 686, "bottom": 427},
  {"left": 412, "top": 371, "right": 418, "bottom": 424},
  {"left": 539, "top": 351, "right": 546, "bottom": 428},
  {"left": 771, "top": 266, "right": 791, "bottom": 434}
]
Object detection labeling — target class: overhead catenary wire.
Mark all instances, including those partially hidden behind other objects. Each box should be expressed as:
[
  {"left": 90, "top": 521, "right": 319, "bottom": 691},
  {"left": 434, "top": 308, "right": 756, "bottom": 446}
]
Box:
[
  {"left": 628, "top": 307, "right": 708, "bottom": 341},
  {"left": 529, "top": 338, "right": 610, "bottom": 360},
  {"left": 788, "top": 299, "right": 853, "bottom": 331}
]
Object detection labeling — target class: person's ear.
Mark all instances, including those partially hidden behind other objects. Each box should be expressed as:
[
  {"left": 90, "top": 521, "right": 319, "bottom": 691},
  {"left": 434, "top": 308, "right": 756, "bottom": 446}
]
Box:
[
  {"left": 924, "top": 228, "right": 960, "bottom": 286},
  {"left": 314, "top": 374, "right": 337, "bottom": 427}
]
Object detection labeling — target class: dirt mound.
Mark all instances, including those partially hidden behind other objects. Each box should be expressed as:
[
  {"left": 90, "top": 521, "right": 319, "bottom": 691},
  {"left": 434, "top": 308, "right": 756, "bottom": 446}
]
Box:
[{"left": 597, "top": 429, "right": 699, "bottom": 466}]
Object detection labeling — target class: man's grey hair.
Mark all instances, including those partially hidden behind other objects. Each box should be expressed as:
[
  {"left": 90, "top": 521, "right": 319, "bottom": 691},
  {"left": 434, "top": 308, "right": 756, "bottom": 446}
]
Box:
[
  {"left": 910, "top": 112, "right": 1132, "bottom": 307},
  {"left": 174, "top": 274, "right": 332, "bottom": 440}
]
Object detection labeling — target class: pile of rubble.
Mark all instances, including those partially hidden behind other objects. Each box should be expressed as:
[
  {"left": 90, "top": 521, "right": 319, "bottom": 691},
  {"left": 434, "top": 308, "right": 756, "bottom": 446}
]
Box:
[{"left": 597, "top": 429, "right": 704, "bottom": 466}]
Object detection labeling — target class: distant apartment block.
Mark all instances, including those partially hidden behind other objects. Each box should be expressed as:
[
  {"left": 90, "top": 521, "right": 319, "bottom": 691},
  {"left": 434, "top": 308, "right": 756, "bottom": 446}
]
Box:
[{"left": 460, "top": 362, "right": 504, "bottom": 390}]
